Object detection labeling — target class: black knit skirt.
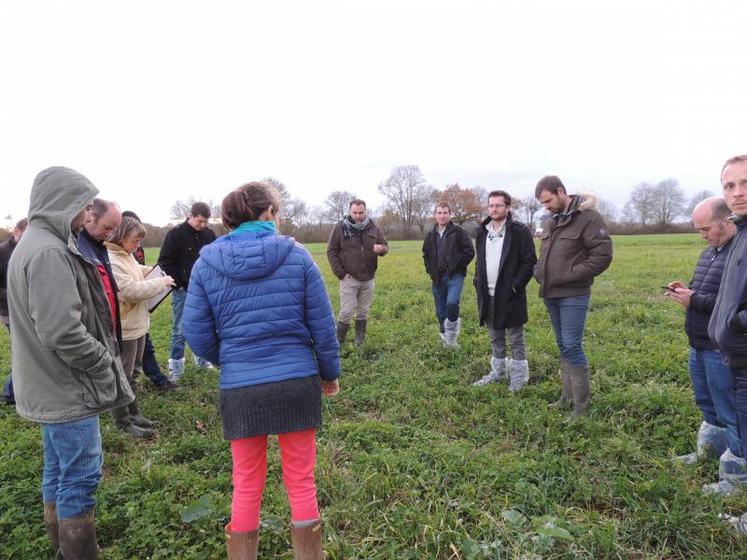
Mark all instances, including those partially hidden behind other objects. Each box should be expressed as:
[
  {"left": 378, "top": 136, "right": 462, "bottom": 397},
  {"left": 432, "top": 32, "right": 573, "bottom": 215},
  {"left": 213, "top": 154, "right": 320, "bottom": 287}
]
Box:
[{"left": 219, "top": 375, "right": 322, "bottom": 440}]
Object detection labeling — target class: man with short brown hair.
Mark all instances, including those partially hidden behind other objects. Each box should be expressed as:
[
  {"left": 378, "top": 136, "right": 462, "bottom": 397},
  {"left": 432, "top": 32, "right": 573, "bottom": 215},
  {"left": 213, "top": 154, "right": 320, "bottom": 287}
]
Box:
[
  {"left": 158, "top": 202, "right": 216, "bottom": 380},
  {"left": 422, "top": 202, "right": 474, "bottom": 347},
  {"left": 534, "top": 176, "right": 613, "bottom": 417},
  {"left": 327, "top": 199, "right": 388, "bottom": 346}
]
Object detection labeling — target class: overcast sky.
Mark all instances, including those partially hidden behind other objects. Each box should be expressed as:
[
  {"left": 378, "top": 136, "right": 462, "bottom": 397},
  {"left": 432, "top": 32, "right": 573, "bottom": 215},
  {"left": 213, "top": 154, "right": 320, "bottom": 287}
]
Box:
[{"left": 1, "top": 0, "right": 745, "bottom": 225}]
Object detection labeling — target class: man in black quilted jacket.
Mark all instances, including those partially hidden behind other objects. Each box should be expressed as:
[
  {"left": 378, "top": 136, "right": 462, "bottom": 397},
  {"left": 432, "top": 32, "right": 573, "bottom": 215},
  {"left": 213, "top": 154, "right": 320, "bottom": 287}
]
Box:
[{"left": 665, "top": 197, "right": 742, "bottom": 495}]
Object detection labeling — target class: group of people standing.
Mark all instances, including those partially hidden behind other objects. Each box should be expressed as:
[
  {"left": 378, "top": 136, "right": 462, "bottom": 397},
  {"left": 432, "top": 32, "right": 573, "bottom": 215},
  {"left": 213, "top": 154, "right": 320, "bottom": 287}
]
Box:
[
  {"left": 662, "top": 156, "right": 747, "bottom": 522},
  {"left": 3, "top": 155, "right": 747, "bottom": 559},
  {"left": 420, "top": 181, "right": 613, "bottom": 417}
]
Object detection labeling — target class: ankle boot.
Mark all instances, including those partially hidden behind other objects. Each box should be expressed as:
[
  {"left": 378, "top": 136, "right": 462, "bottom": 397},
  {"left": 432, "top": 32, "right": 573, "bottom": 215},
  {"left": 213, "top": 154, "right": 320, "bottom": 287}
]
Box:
[
  {"left": 43, "top": 502, "right": 60, "bottom": 557},
  {"left": 354, "top": 319, "right": 367, "bottom": 346},
  {"left": 290, "top": 520, "right": 323, "bottom": 560},
  {"left": 112, "top": 406, "right": 155, "bottom": 438},
  {"left": 225, "top": 523, "right": 259, "bottom": 560},
  {"left": 128, "top": 399, "right": 155, "bottom": 428},
  {"left": 336, "top": 322, "right": 349, "bottom": 344},
  {"left": 568, "top": 363, "right": 591, "bottom": 417},
  {"left": 548, "top": 359, "right": 573, "bottom": 409},
  {"left": 58, "top": 511, "right": 97, "bottom": 560}
]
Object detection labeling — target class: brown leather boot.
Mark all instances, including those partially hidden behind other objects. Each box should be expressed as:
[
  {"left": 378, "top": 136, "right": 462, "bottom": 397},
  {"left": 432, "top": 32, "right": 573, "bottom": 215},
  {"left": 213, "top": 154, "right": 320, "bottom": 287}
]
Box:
[
  {"left": 568, "top": 363, "right": 591, "bottom": 418},
  {"left": 58, "top": 511, "right": 97, "bottom": 559},
  {"left": 225, "top": 523, "right": 259, "bottom": 560},
  {"left": 43, "top": 502, "right": 61, "bottom": 557},
  {"left": 290, "top": 520, "right": 323, "bottom": 560},
  {"left": 548, "top": 359, "right": 573, "bottom": 409}
]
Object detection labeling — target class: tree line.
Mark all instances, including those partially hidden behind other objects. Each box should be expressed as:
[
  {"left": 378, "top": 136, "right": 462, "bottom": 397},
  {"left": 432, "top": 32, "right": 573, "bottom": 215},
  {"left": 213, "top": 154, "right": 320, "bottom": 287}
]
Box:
[{"left": 157, "top": 167, "right": 715, "bottom": 245}]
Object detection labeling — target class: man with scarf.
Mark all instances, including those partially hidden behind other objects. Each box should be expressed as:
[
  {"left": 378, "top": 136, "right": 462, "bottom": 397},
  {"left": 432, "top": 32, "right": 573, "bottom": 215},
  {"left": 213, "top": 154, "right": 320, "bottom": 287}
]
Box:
[{"left": 326, "top": 199, "right": 388, "bottom": 346}]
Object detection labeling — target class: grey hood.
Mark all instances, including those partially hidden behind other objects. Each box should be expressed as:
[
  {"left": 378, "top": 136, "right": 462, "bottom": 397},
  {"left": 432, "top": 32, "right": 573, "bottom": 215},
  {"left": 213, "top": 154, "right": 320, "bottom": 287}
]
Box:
[{"left": 28, "top": 167, "right": 98, "bottom": 243}]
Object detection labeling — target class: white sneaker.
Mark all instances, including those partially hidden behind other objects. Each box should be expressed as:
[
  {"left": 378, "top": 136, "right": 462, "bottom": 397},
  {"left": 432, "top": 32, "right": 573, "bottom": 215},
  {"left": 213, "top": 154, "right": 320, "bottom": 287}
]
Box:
[{"left": 702, "top": 480, "right": 740, "bottom": 497}]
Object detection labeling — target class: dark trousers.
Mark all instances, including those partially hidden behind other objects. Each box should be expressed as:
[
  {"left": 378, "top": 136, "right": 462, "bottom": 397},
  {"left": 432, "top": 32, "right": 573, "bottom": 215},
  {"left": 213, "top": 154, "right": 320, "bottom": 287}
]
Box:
[
  {"left": 141, "top": 333, "right": 170, "bottom": 387},
  {"left": 732, "top": 367, "right": 747, "bottom": 459},
  {"left": 2, "top": 323, "right": 13, "bottom": 404}
]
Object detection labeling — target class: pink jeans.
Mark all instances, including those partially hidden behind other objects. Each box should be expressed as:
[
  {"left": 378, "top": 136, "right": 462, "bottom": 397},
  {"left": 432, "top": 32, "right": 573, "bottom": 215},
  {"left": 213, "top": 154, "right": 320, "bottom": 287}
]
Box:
[{"left": 230, "top": 428, "right": 319, "bottom": 532}]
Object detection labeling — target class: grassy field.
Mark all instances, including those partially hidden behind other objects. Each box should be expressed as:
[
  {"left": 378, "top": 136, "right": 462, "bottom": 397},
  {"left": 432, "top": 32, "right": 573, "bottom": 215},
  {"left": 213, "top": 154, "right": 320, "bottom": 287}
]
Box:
[{"left": 2, "top": 234, "right": 747, "bottom": 559}]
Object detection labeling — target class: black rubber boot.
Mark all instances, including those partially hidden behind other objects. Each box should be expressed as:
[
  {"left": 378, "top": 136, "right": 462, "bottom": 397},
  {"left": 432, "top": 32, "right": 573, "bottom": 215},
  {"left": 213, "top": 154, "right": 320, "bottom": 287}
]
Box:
[
  {"left": 354, "top": 319, "right": 367, "bottom": 346},
  {"left": 336, "top": 322, "right": 349, "bottom": 344},
  {"left": 548, "top": 359, "right": 573, "bottom": 409}
]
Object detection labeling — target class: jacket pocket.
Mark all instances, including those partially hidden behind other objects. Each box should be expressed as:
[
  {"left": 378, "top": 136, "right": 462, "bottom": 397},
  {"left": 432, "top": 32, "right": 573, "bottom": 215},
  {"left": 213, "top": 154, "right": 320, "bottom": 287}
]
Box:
[{"left": 80, "top": 365, "right": 117, "bottom": 408}]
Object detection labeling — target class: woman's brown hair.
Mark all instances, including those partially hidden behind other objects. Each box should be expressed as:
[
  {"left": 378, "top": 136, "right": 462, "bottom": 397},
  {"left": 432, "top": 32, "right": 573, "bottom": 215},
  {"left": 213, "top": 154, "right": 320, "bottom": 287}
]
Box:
[{"left": 221, "top": 181, "right": 282, "bottom": 230}]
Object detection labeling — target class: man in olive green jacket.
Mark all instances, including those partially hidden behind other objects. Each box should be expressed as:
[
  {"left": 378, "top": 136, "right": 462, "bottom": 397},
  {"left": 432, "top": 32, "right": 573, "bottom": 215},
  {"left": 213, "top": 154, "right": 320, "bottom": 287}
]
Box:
[
  {"left": 8, "top": 166, "right": 134, "bottom": 559},
  {"left": 534, "top": 175, "right": 613, "bottom": 417}
]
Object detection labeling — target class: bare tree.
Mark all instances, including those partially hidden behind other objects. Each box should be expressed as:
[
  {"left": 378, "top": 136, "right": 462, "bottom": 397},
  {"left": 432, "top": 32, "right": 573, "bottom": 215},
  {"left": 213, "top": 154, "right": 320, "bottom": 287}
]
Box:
[
  {"left": 322, "top": 190, "right": 357, "bottom": 223},
  {"left": 261, "top": 176, "right": 306, "bottom": 229},
  {"left": 414, "top": 185, "right": 436, "bottom": 236},
  {"left": 433, "top": 184, "right": 482, "bottom": 225},
  {"left": 377, "top": 165, "right": 432, "bottom": 238},
  {"left": 595, "top": 197, "right": 618, "bottom": 224},
  {"left": 687, "top": 189, "right": 716, "bottom": 215},
  {"left": 170, "top": 197, "right": 221, "bottom": 220},
  {"left": 621, "top": 182, "right": 657, "bottom": 226},
  {"left": 651, "top": 178, "right": 686, "bottom": 228},
  {"left": 518, "top": 196, "right": 542, "bottom": 229}
]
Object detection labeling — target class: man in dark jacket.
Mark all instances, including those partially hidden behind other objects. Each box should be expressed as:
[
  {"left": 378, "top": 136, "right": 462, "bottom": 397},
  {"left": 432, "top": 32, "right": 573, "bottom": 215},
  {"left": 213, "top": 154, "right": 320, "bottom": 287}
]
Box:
[
  {"left": 472, "top": 191, "right": 537, "bottom": 391},
  {"left": 422, "top": 202, "right": 475, "bottom": 347},
  {"left": 709, "top": 156, "right": 747, "bottom": 507},
  {"left": 9, "top": 167, "right": 134, "bottom": 558},
  {"left": 157, "top": 202, "right": 216, "bottom": 380},
  {"left": 78, "top": 201, "right": 155, "bottom": 439},
  {"left": 534, "top": 176, "right": 613, "bottom": 417},
  {"left": 1, "top": 218, "right": 27, "bottom": 405},
  {"left": 665, "top": 198, "right": 743, "bottom": 495},
  {"left": 326, "top": 199, "right": 388, "bottom": 346}
]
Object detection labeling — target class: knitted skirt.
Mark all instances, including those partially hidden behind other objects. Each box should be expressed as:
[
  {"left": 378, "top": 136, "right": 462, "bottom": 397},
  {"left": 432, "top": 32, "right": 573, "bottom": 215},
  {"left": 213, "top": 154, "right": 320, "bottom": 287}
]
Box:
[{"left": 219, "top": 375, "right": 322, "bottom": 440}]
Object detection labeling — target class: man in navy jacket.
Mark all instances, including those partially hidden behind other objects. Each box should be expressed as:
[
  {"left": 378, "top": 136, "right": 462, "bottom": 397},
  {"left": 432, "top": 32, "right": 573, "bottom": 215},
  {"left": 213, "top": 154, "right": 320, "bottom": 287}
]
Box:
[
  {"left": 709, "top": 157, "right": 747, "bottom": 507},
  {"left": 666, "top": 198, "right": 742, "bottom": 495}
]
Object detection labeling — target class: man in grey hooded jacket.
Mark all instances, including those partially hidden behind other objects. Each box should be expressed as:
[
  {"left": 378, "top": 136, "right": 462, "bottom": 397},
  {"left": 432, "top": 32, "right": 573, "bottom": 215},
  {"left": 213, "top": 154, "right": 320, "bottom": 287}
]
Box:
[{"left": 8, "top": 167, "right": 135, "bottom": 559}]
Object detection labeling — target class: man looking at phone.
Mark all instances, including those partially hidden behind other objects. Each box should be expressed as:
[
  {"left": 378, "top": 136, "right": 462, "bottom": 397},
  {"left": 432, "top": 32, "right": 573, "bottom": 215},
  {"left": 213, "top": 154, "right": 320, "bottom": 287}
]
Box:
[{"left": 665, "top": 197, "right": 742, "bottom": 494}]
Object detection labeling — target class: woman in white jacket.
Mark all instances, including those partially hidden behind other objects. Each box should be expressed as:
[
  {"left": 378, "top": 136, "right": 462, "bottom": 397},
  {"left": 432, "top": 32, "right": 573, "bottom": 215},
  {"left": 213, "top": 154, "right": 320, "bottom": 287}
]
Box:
[{"left": 106, "top": 217, "right": 175, "bottom": 437}]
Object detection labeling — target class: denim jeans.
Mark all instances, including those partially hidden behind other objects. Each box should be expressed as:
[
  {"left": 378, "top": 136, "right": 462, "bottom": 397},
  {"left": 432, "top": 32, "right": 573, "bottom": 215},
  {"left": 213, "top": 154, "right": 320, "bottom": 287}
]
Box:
[
  {"left": 2, "top": 324, "right": 14, "bottom": 404},
  {"left": 41, "top": 415, "right": 103, "bottom": 519},
  {"left": 169, "top": 288, "right": 187, "bottom": 361},
  {"left": 431, "top": 274, "right": 465, "bottom": 329},
  {"left": 141, "top": 332, "right": 169, "bottom": 386},
  {"left": 543, "top": 295, "right": 591, "bottom": 367},
  {"left": 690, "top": 348, "right": 741, "bottom": 456},
  {"left": 732, "top": 367, "right": 747, "bottom": 460}
]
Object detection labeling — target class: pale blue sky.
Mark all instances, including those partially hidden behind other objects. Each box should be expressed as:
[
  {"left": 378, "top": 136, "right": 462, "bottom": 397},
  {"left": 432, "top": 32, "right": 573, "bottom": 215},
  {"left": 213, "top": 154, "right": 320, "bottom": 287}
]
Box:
[{"left": 1, "top": 0, "right": 745, "bottom": 224}]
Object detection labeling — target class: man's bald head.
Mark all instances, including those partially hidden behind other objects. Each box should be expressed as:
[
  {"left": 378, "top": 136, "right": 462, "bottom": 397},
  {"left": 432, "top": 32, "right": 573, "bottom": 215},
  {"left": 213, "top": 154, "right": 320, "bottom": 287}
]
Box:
[
  {"left": 85, "top": 198, "right": 121, "bottom": 241},
  {"left": 691, "top": 197, "right": 735, "bottom": 248}
]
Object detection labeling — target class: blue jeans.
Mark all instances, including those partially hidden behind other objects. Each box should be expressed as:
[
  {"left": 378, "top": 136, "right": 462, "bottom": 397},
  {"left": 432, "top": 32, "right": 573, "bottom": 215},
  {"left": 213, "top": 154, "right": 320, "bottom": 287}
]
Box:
[
  {"left": 170, "top": 288, "right": 187, "bottom": 361},
  {"left": 732, "top": 367, "right": 747, "bottom": 460},
  {"left": 41, "top": 415, "right": 103, "bottom": 519},
  {"left": 431, "top": 274, "right": 465, "bottom": 330},
  {"left": 690, "top": 348, "right": 741, "bottom": 456},
  {"left": 543, "top": 295, "right": 591, "bottom": 367},
  {"left": 141, "top": 332, "right": 170, "bottom": 386}
]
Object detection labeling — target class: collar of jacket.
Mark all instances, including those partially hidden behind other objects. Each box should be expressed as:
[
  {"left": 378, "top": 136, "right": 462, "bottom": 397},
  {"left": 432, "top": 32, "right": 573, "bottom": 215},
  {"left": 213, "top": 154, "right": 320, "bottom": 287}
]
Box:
[
  {"left": 481, "top": 211, "right": 514, "bottom": 229},
  {"left": 433, "top": 221, "right": 455, "bottom": 235},
  {"left": 80, "top": 227, "right": 105, "bottom": 249},
  {"left": 731, "top": 214, "right": 747, "bottom": 229},
  {"left": 549, "top": 196, "right": 582, "bottom": 229}
]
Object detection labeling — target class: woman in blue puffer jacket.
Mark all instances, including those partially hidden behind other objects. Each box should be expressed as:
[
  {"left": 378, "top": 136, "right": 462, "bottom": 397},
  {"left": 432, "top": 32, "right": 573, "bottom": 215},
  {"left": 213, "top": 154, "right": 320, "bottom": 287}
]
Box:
[{"left": 183, "top": 181, "right": 340, "bottom": 560}]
